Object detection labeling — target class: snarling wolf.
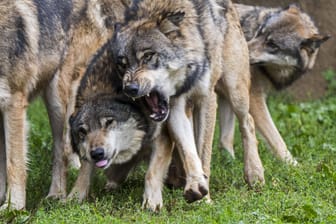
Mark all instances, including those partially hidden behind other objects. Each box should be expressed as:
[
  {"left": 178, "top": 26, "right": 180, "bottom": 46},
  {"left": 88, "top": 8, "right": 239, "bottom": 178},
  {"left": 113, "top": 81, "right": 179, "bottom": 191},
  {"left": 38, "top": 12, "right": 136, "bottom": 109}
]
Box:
[
  {"left": 0, "top": 0, "right": 128, "bottom": 210},
  {"left": 217, "top": 4, "right": 329, "bottom": 163},
  {"left": 68, "top": 43, "right": 160, "bottom": 202},
  {"left": 111, "top": 0, "right": 261, "bottom": 210}
]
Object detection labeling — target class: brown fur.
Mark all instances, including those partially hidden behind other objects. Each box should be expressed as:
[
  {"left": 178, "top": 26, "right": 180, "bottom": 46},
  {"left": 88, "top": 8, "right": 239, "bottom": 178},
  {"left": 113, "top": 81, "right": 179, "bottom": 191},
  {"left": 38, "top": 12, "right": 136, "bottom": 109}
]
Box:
[
  {"left": 166, "top": 3, "right": 329, "bottom": 190},
  {"left": 218, "top": 4, "right": 329, "bottom": 163},
  {"left": 66, "top": 41, "right": 166, "bottom": 205},
  {"left": 0, "top": 0, "right": 128, "bottom": 210},
  {"left": 110, "top": 0, "right": 261, "bottom": 210}
]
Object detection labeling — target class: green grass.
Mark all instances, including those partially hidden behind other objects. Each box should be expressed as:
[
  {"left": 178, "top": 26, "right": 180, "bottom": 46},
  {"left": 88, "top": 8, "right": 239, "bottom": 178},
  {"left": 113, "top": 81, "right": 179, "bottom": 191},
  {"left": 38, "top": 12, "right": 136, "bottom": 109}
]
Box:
[{"left": 1, "top": 96, "right": 336, "bottom": 223}]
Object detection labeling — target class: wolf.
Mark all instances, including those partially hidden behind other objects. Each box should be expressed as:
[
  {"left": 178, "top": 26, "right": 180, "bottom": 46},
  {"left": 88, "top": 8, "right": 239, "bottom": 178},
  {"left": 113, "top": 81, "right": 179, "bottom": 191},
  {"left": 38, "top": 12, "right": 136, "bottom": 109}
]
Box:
[
  {"left": 67, "top": 40, "right": 172, "bottom": 212},
  {"left": 0, "top": 0, "right": 128, "bottom": 210},
  {"left": 165, "top": 3, "right": 329, "bottom": 190},
  {"left": 111, "top": 0, "right": 262, "bottom": 210},
  {"left": 0, "top": 0, "right": 73, "bottom": 210},
  {"left": 217, "top": 4, "right": 329, "bottom": 162}
]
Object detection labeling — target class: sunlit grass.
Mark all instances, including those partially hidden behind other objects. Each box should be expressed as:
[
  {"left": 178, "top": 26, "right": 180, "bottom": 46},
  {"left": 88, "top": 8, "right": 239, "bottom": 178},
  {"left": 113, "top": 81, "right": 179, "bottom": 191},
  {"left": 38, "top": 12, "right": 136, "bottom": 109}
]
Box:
[{"left": 1, "top": 96, "right": 336, "bottom": 223}]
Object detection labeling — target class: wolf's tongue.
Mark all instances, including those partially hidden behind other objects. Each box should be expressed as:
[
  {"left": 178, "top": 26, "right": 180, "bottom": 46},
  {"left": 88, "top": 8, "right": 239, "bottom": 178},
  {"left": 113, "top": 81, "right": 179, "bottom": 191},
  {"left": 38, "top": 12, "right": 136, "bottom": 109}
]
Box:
[
  {"left": 145, "top": 92, "right": 159, "bottom": 113},
  {"left": 95, "top": 160, "right": 108, "bottom": 168}
]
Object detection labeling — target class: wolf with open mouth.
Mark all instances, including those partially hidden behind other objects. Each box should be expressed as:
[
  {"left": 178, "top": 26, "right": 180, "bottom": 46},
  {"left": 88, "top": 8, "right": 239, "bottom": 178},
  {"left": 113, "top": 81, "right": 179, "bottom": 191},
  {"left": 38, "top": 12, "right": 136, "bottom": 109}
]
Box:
[{"left": 111, "top": 0, "right": 262, "bottom": 209}]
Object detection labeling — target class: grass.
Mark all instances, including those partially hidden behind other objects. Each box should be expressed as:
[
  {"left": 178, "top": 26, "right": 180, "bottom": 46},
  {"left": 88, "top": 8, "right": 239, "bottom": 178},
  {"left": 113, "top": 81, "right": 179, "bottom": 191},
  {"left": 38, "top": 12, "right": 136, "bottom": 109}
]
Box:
[{"left": 1, "top": 95, "right": 336, "bottom": 223}]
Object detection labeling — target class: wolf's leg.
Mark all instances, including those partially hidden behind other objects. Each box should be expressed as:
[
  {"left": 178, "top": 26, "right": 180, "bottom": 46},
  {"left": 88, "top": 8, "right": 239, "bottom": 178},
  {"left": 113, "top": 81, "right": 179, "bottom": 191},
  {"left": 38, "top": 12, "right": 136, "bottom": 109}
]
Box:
[
  {"left": 63, "top": 67, "right": 84, "bottom": 170},
  {"left": 0, "top": 114, "right": 6, "bottom": 205},
  {"left": 1, "top": 92, "right": 28, "bottom": 210},
  {"left": 221, "top": 16, "right": 264, "bottom": 186},
  {"left": 192, "top": 91, "right": 217, "bottom": 202},
  {"left": 142, "top": 126, "right": 173, "bottom": 212},
  {"left": 250, "top": 80, "right": 297, "bottom": 165},
  {"left": 44, "top": 73, "right": 68, "bottom": 199},
  {"left": 67, "top": 160, "right": 93, "bottom": 202},
  {"left": 220, "top": 73, "right": 264, "bottom": 186},
  {"left": 217, "top": 93, "right": 236, "bottom": 158},
  {"left": 163, "top": 101, "right": 193, "bottom": 189},
  {"left": 168, "top": 97, "right": 208, "bottom": 203}
]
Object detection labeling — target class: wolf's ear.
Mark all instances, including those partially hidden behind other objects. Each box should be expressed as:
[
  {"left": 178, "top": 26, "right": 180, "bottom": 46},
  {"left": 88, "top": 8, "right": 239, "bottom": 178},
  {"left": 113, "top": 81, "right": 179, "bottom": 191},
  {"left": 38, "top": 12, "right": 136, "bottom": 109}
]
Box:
[
  {"left": 159, "top": 11, "right": 185, "bottom": 35},
  {"left": 301, "top": 34, "right": 331, "bottom": 51},
  {"left": 284, "top": 4, "right": 301, "bottom": 14}
]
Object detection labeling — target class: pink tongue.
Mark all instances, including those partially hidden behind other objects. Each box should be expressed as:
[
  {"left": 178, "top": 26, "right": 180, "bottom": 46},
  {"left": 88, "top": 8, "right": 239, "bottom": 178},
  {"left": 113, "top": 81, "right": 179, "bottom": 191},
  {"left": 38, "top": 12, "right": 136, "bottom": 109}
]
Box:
[{"left": 95, "top": 160, "right": 108, "bottom": 168}]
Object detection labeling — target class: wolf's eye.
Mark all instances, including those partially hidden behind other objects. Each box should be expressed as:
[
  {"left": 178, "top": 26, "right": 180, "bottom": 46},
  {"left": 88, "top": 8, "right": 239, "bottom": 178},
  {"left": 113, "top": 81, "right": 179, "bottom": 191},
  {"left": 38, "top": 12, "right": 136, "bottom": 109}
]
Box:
[
  {"left": 143, "top": 52, "right": 155, "bottom": 64},
  {"left": 78, "top": 127, "right": 87, "bottom": 140},
  {"left": 266, "top": 41, "right": 280, "bottom": 52}
]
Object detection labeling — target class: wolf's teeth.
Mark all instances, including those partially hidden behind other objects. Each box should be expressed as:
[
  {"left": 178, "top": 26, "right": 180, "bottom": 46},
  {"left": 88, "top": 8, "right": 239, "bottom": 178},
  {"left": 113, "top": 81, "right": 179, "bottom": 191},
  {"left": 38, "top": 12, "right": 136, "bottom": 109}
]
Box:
[
  {"left": 150, "top": 114, "right": 156, "bottom": 118},
  {"left": 132, "top": 97, "right": 135, "bottom": 101},
  {"left": 147, "top": 94, "right": 150, "bottom": 97}
]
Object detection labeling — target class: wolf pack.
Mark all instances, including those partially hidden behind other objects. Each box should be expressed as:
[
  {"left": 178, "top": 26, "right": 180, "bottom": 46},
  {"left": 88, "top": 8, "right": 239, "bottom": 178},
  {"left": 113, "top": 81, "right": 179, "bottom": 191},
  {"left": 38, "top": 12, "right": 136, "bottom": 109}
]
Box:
[{"left": 0, "top": 0, "right": 329, "bottom": 211}]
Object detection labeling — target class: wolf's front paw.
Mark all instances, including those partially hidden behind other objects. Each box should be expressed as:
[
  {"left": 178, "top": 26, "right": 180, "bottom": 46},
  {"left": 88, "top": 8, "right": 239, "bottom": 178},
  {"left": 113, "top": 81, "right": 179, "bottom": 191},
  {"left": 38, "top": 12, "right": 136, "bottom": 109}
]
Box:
[
  {"left": 183, "top": 174, "right": 208, "bottom": 203},
  {"left": 142, "top": 187, "right": 163, "bottom": 212}
]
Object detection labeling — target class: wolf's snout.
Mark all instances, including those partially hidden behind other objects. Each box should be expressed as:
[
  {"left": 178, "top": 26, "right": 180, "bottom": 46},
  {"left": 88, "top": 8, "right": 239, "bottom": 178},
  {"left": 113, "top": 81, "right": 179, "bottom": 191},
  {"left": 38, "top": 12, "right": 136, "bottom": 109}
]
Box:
[
  {"left": 124, "top": 83, "right": 139, "bottom": 97},
  {"left": 90, "top": 147, "right": 105, "bottom": 161}
]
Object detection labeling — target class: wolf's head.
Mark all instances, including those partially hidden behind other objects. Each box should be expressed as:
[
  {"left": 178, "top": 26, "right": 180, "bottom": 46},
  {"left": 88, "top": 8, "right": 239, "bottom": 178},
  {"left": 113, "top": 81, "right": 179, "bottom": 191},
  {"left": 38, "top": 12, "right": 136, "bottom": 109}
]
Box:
[
  {"left": 248, "top": 4, "right": 329, "bottom": 89},
  {"left": 111, "top": 1, "right": 206, "bottom": 122},
  {"left": 70, "top": 95, "right": 148, "bottom": 169}
]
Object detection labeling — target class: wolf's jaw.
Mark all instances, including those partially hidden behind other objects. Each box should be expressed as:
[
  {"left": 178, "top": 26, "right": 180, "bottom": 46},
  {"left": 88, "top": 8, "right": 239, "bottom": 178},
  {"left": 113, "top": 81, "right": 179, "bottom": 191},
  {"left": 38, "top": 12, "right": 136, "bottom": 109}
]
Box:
[
  {"left": 143, "top": 90, "right": 169, "bottom": 122},
  {"left": 149, "top": 110, "right": 169, "bottom": 122}
]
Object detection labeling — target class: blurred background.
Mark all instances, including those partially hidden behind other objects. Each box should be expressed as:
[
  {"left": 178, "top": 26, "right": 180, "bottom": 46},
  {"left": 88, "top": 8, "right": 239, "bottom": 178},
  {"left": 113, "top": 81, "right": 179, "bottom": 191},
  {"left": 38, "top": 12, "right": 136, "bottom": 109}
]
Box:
[{"left": 235, "top": 0, "right": 336, "bottom": 100}]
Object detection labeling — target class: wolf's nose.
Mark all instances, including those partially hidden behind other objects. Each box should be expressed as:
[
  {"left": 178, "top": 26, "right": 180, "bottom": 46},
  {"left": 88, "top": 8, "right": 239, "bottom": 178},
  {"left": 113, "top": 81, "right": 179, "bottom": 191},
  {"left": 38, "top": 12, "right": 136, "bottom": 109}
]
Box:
[
  {"left": 90, "top": 147, "right": 105, "bottom": 161},
  {"left": 124, "top": 83, "right": 139, "bottom": 97}
]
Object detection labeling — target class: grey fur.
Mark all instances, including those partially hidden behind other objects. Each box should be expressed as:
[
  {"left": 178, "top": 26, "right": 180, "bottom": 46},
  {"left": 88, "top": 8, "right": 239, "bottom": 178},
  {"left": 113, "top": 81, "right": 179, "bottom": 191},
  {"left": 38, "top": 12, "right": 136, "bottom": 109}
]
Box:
[{"left": 236, "top": 3, "right": 329, "bottom": 89}]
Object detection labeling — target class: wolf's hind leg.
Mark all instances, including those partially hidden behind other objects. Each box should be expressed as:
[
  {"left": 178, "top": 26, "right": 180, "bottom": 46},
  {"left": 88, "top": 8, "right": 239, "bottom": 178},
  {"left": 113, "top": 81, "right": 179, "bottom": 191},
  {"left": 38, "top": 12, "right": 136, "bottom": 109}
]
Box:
[
  {"left": 249, "top": 82, "right": 297, "bottom": 165},
  {"left": 217, "top": 94, "right": 236, "bottom": 158}
]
